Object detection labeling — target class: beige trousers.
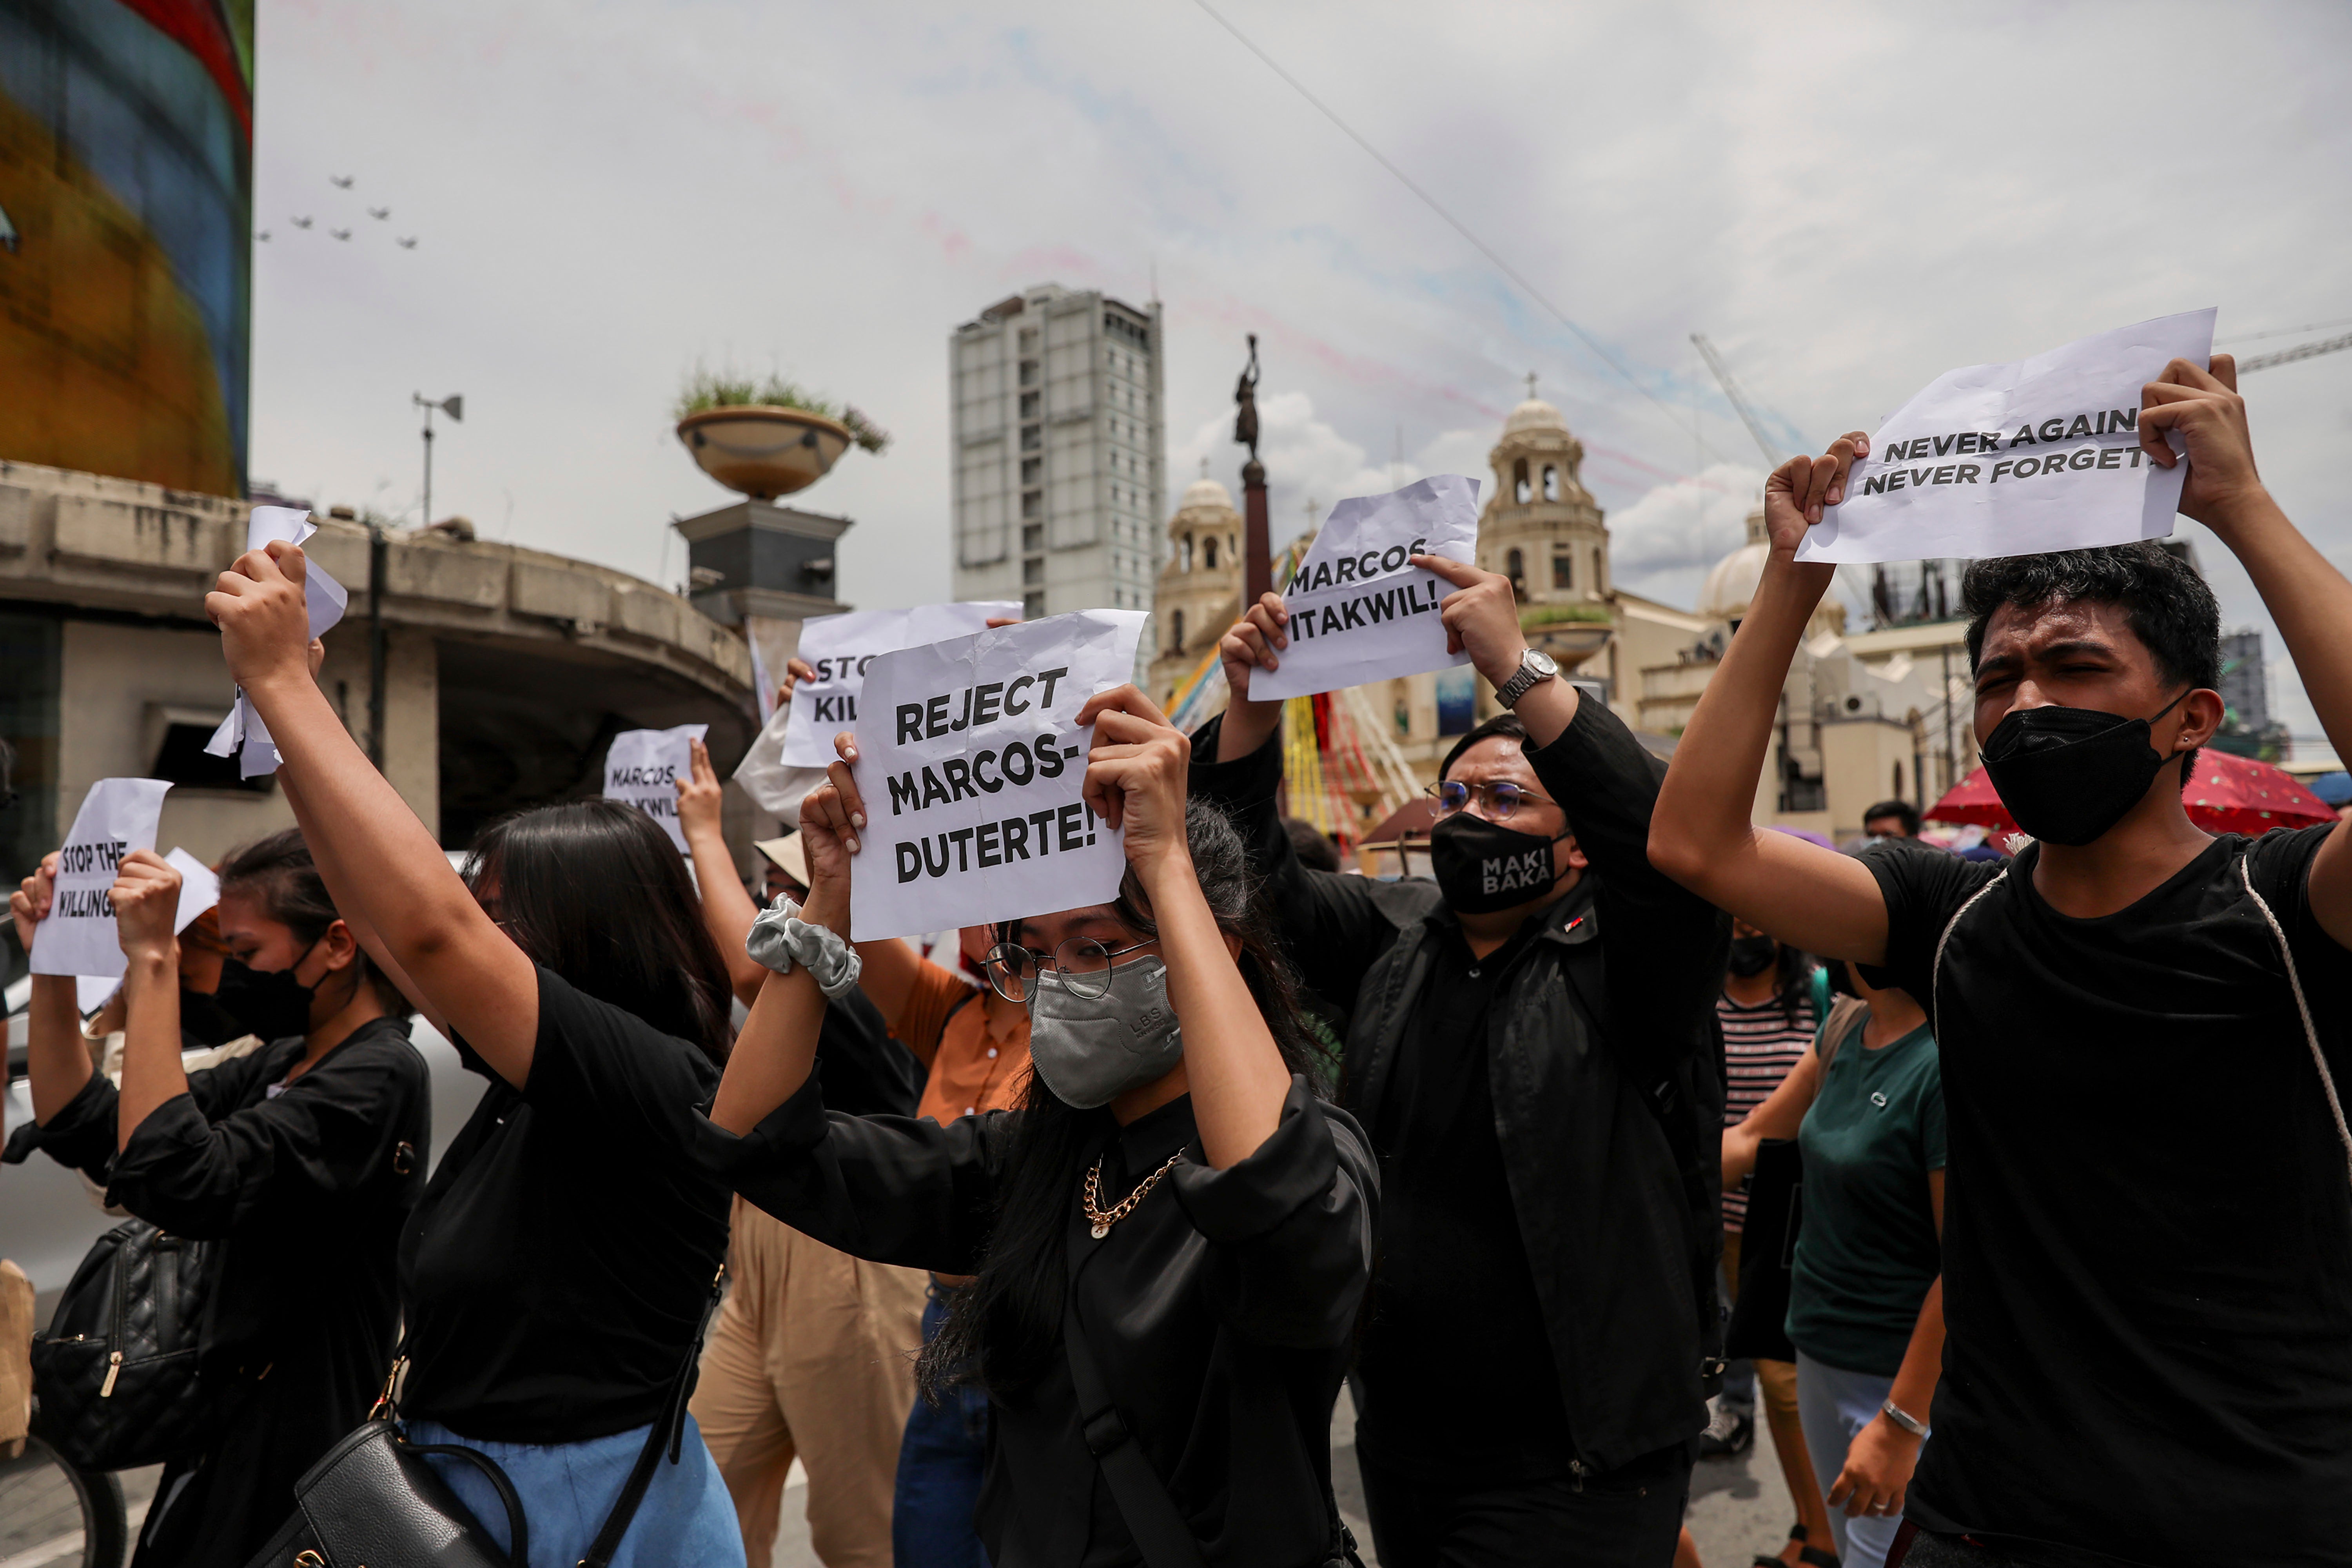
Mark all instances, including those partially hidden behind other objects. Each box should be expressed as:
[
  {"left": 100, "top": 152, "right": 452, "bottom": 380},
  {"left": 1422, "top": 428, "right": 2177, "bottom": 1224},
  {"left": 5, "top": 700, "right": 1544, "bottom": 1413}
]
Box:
[{"left": 691, "top": 1196, "right": 929, "bottom": 1568}]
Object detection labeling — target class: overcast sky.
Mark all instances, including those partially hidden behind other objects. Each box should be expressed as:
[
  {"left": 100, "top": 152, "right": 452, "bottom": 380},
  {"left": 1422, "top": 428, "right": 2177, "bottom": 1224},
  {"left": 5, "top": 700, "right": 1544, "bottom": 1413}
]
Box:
[{"left": 249, "top": 1, "right": 2352, "bottom": 752}]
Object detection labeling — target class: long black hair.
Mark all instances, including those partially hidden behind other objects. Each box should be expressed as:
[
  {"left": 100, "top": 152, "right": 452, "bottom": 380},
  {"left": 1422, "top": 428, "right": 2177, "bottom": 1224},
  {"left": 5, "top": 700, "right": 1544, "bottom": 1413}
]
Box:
[
  {"left": 218, "top": 828, "right": 408, "bottom": 1016},
  {"left": 917, "top": 799, "right": 1323, "bottom": 1400},
  {"left": 463, "top": 800, "right": 735, "bottom": 1066}
]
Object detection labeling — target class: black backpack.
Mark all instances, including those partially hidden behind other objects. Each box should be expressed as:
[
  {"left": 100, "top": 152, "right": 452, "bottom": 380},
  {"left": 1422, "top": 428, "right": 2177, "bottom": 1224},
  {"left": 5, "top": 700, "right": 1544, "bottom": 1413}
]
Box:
[{"left": 32, "top": 1218, "right": 215, "bottom": 1470}]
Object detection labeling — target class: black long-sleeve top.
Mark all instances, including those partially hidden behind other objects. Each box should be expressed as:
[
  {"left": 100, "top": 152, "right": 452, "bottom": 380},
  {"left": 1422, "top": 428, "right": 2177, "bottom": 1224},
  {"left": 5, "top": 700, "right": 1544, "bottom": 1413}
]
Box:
[
  {"left": 1188, "top": 698, "right": 1730, "bottom": 1472},
  {"left": 4, "top": 1016, "right": 430, "bottom": 1400},
  {"left": 693, "top": 1073, "right": 1377, "bottom": 1568}
]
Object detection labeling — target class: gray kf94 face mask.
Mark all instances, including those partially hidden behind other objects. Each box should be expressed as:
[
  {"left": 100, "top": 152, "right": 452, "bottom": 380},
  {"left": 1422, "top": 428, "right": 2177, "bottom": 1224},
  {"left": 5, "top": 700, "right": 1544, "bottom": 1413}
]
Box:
[{"left": 1026, "top": 955, "right": 1185, "bottom": 1111}]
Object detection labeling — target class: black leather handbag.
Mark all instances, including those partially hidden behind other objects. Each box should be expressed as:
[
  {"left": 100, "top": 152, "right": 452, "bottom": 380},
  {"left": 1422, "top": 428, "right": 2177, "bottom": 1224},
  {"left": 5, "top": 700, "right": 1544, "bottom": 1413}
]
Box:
[
  {"left": 241, "top": 1270, "right": 724, "bottom": 1568},
  {"left": 31, "top": 1218, "right": 214, "bottom": 1471}
]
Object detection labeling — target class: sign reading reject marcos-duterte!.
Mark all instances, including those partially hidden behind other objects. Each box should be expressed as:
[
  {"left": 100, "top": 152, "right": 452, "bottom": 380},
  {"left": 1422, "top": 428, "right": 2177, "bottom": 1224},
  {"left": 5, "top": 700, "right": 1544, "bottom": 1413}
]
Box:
[
  {"left": 1252, "top": 475, "right": 1481, "bottom": 701},
  {"left": 852, "top": 610, "right": 1149, "bottom": 942},
  {"left": 1797, "top": 308, "right": 2216, "bottom": 566}
]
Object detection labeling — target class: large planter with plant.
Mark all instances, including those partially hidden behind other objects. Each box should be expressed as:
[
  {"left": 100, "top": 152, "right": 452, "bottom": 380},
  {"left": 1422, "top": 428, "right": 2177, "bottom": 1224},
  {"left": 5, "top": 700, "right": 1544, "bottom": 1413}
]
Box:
[{"left": 673, "top": 370, "right": 891, "bottom": 501}]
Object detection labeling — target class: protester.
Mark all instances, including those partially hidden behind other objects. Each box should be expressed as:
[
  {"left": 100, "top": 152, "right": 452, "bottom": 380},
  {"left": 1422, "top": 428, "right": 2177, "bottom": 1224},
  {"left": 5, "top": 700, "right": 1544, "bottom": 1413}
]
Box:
[
  {"left": 696, "top": 688, "right": 1377, "bottom": 1566},
  {"left": 1709, "top": 923, "right": 1830, "bottom": 1566},
  {"left": 1283, "top": 816, "right": 1343, "bottom": 873},
  {"left": 205, "top": 548, "right": 746, "bottom": 1564},
  {"left": 1860, "top": 802, "right": 1918, "bottom": 841},
  {"left": 6, "top": 829, "right": 428, "bottom": 1566},
  {"left": 1649, "top": 356, "right": 2352, "bottom": 1564},
  {"left": 779, "top": 650, "right": 1028, "bottom": 1567},
  {"left": 676, "top": 740, "right": 927, "bottom": 1568},
  {"left": 1199, "top": 555, "right": 1727, "bottom": 1565},
  {"left": 1724, "top": 843, "right": 1947, "bottom": 1568}
]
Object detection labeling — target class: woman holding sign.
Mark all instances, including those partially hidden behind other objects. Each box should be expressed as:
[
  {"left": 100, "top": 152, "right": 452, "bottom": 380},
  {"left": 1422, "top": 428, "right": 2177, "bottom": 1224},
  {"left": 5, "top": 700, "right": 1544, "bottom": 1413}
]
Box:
[
  {"left": 698, "top": 689, "right": 1377, "bottom": 1568},
  {"left": 7, "top": 832, "right": 429, "bottom": 1566},
  {"left": 203, "top": 542, "right": 742, "bottom": 1566}
]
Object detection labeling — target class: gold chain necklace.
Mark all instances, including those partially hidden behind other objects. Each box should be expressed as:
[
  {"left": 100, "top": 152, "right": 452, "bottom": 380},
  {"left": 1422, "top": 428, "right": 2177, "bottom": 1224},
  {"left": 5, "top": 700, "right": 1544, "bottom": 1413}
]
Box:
[{"left": 1082, "top": 1145, "right": 1187, "bottom": 1240}]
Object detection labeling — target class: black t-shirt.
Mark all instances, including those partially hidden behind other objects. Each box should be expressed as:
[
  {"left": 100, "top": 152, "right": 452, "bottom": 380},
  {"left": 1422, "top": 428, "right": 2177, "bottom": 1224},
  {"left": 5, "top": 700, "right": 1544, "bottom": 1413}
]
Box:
[
  {"left": 399, "top": 968, "right": 734, "bottom": 1443},
  {"left": 1868, "top": 828, "right": 2352, "bottom": 1564},
  {"left": 1354, "top": 918, "right": 1573, "bottom": 1476}
]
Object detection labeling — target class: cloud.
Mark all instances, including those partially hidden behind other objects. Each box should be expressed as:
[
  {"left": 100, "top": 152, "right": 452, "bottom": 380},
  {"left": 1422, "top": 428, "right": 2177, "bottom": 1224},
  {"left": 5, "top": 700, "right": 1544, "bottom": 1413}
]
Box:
[{"left": 1170, "top": 391, "right": 1495, "bottom": 546}]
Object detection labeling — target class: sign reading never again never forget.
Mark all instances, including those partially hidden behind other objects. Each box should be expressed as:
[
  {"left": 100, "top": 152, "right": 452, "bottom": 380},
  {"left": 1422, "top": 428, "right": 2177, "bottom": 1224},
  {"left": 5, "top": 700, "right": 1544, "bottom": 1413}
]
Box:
[
  {"left": 781, "top": 601, "right": 1022, "bottom": 767},
  {"left": 30, "top": 778, "right": 173, "bottom": 978},
  {"left": 851, "top": 610, "right": 1149, "bottom": 942},
  {"left": 1251, "top": 475, "right": 1481, "bottom": 701},
  {"left": 603, "top": 723, "right": 708, "bottom": 854},
  {"left": 1796, "top": 308, "right": 2216, "bottom": 566}
]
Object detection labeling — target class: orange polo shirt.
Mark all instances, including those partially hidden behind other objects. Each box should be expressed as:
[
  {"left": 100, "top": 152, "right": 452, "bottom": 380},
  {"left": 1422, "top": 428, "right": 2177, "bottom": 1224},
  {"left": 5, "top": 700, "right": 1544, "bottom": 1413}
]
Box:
[{"left": 895, "top": 959, "right": 1031, "bottom": 1123}]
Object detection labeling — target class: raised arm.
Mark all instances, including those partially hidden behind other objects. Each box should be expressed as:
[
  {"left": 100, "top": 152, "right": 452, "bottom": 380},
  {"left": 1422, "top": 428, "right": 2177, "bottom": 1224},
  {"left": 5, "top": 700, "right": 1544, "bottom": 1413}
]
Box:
[
  {"left": 108, "top": 852, "right": 188, "bottom": 1150},
  {"left": 1650, "top": 437, "right": 1892, "bottom": 963},
  {"left": 9, "top": 856, "right": 93, "bottom": 1125},
  {"left": 207, "top": 543, "right": 540, "bottom": 1087},
  {"left": 676, "top": 736, "right": 769, "bottom": 1009},
  {"left": 1720, "top": 1047, "right": 1823, "bottom": 1190},
  {"left": 2145, "top": 355, "right": 2352, "bottom": 947},
  {"left": 1080, "top": 686, "right": 1294, "bottom": 1169},
  {"left": 708, "top": 744, "right": 859, "bottom": 1136}
]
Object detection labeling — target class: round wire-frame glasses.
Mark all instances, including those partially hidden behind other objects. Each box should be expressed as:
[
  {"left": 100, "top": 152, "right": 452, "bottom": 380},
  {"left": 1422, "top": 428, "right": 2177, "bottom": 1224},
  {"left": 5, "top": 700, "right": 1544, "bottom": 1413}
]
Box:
[
  {"left": 984, "top": 937, "right": 1156, "bottom": 1003},
  {"left": 1426, "top": 779, "right": 1555, "bottom": 822}
]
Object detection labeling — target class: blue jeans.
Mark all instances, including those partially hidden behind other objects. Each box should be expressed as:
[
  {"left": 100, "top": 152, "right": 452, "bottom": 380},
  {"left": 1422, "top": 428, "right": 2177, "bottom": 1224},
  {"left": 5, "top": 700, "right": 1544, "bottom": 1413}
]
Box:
[
  {"left": 408, "top": 1413, "right": 744, "bottom": 1568},
  {"left": 892, "top": 1291, "right": 993, "bottom": 1568},
  {"left": 1795, "top": 1351, "right": 1930, "bottom": 1568}
]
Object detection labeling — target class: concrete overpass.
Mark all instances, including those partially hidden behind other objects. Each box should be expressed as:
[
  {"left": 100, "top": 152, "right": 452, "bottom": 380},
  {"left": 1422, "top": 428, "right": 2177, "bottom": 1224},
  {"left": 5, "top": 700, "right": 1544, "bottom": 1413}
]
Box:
[{"left": 0, "top": 459, "right": 773, "bottom": 892}]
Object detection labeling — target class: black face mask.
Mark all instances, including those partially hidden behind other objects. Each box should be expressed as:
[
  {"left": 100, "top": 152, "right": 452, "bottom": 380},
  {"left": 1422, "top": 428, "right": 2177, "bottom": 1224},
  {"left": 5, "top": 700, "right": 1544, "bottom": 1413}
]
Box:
[
  {"left": 1727, "top": 933, "right": 1778, "bottom": 978},
  {"left": 1980, "top": 690, "right": 2190, "bottom": 848},
  {"left": 212, "top": 938, "right": 324, "bottom": 1043},
  {"left": 1429, "top": 813, "right": 1568, "bottom": 914}
]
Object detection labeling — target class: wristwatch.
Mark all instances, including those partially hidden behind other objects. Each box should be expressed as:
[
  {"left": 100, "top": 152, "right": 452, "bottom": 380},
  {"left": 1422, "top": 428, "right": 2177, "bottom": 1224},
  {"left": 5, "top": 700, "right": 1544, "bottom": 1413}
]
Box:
[{"left": 1493, "top": 648, "right": 1559, "bottom": 709}]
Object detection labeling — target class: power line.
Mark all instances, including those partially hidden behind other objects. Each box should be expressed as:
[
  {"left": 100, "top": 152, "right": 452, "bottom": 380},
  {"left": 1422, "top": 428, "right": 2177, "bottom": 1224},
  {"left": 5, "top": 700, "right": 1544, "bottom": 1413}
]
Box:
[
  {"left": 1188, "top": 0, "right": 1737, "bottom": 468},
  {"left": 2217, "top": 314, "right": 2352, "bottom": 346}
]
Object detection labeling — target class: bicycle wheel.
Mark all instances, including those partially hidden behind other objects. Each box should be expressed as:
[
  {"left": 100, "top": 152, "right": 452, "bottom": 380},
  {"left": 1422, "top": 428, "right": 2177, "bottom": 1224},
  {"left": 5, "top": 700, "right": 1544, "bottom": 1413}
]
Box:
[{"left": 0, "top": 1436, "right": 128, "bottom": 1568}]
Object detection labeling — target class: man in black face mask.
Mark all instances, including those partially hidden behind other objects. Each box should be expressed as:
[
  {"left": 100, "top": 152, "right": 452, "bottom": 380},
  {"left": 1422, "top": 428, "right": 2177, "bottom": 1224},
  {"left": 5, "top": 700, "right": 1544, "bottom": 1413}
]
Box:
[
  {"left": 1193, "top": 555, "right": 1728, "bottom": 1567},
  {"left": 1651, "top": 356, "right": 2352, "bottom": 1567}
]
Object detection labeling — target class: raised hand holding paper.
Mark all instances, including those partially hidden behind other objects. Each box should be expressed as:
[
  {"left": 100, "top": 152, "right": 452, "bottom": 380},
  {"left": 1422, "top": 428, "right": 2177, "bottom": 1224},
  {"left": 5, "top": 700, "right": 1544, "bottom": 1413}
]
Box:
[
  {"left": 1797, "top": 309, "right": 2216, "bottom": 565},
  {"left": 29, "top": 778, "right": 172, "bottom": 978},
  {"left": 782, "top": 601, "right": 1021, "bottom": 766},
  {"left": 1252, "top": 475, "right": 1480, "bottom": 700},
  {"left": 604, "top": 723, "right": 709, "bottom": 853},
  {"left": 204, "top": 506, "right": 350, "bottom": 777},
  {"left": 851, "top": 610, "right": 1148, "bottom": 942}
]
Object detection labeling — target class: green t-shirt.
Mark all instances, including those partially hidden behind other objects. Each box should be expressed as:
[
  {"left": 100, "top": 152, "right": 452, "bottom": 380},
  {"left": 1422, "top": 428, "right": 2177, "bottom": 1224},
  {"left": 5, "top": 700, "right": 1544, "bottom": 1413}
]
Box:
[{"left": 1785, "top": 1011, "right": 1945, "bottom": 1377}]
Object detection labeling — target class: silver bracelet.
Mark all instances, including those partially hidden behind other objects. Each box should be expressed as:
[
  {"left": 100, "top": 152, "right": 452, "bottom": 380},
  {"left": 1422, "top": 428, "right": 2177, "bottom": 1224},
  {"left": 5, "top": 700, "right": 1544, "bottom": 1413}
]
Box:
[
  {"left": 746, "top": 897, "right": 862, "bottom": 999},
  {"left": 1880, "top": 1398, "right": 1929, "bottom": 1439}
]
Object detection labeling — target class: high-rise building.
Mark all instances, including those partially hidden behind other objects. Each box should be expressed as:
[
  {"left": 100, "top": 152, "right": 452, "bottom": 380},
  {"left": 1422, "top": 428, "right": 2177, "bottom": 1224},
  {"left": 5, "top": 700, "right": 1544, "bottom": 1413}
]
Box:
[{"left": 950, "top": 284, "right": 1164, "bottom": 622}]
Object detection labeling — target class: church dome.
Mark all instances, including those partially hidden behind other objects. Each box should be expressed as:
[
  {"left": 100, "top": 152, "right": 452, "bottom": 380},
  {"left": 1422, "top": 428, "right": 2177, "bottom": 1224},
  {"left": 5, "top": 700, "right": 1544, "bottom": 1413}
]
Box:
[
  {"left": 1697, "top": 541, "right": 1770, "bottom": 623},
  {"left": 1503, "top": 398, "right": 1569, "bottom": 436},
  {"left": 1179, "top": 477, "right": 1234, "bottom": 512}
]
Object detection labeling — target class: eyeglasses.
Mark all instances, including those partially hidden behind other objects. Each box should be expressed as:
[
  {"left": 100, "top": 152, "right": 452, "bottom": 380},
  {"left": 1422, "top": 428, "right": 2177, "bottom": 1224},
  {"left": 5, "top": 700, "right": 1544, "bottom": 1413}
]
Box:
[
  {"left": 1426, "top": 779, "right": 1556, "bottom": 822},
  {"left": 984, "top": 937, "right": 1156, "bottom": 1003}
]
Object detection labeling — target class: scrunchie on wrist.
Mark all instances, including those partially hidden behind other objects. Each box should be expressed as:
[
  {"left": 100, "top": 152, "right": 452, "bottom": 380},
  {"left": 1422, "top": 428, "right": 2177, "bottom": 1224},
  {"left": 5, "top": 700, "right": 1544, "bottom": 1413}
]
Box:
[{"left": 745, "top": 897, "right": 862, "bottom": 999}]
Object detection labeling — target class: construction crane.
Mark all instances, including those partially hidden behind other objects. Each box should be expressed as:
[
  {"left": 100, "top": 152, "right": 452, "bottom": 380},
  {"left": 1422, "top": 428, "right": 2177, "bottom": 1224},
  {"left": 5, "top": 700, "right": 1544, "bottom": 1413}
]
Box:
[
  {"left": 1690, "top": 333, "right": 1782, "bottom": 464},
  {"left": 2238, "top": 332, "right": 2352, "bottom": 374}
]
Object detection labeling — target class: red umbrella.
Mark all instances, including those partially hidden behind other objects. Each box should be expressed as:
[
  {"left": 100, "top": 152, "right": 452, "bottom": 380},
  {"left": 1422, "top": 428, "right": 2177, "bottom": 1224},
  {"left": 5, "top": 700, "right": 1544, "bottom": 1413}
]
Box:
[{"left": 1928, "top": 751, "right": 2336, "bottom": 838}]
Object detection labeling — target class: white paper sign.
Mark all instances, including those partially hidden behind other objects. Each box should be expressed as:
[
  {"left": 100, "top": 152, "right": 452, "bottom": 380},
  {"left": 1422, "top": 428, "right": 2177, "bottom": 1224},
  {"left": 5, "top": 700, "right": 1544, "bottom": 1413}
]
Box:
[
  {"left": 1797, "top": 309, "right": 2216, "bottom": 566},
  {"left": 29, "top": 778, "right": 172, "bottom": 978},
  {"left": 603, "top": 723, "right": 708, "bottom": 853},
  {"left": 852, "top": 610, "right": 1149, "bottom": 942},
  {"left": 203, "top": 506, "right": 350, "bottom": 777},
  {"left": 1253, "top": 475, "right": 1481, "bottom": 700},
  {"left": 783, "top": 602, "right": 1023, "bottom": 767}
]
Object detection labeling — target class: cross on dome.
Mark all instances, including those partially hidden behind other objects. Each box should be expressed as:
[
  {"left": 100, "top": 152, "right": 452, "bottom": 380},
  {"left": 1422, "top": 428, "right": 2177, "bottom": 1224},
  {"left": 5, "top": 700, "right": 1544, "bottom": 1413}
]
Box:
[{"left": 1525, "top": 370, "right": 1540, "bottom": 400}]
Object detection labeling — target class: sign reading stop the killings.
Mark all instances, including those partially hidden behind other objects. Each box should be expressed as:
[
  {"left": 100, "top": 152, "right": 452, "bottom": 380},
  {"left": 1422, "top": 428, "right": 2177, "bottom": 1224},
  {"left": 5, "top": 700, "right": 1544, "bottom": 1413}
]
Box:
[
  {"left": 30, "top": 778, "right": 173, "bottom": 979},
  {"left": 781, "top": 602, "right": 1022, "bottom": 767},
  {"left": 850, "top": 610, "right": 1148, "bottom": 942}
]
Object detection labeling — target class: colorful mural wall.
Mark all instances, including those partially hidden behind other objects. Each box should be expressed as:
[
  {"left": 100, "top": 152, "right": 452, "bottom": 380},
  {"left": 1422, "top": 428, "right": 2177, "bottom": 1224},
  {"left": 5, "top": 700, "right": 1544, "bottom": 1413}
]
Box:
[{"left": 0, "top": 0, "right": 252, "bottom": 497}]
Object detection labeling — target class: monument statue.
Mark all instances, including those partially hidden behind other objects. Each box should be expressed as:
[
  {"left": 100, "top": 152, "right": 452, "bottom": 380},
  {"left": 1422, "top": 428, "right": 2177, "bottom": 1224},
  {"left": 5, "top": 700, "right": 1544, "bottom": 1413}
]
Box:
[{"left": 1233, "top": 333, "right": 1260, "bottom": 461}]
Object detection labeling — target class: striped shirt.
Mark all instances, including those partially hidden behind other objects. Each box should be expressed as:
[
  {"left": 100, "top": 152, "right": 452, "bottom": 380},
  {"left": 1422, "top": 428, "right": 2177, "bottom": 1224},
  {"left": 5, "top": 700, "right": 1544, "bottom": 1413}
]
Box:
[{"left": 1718, "top": 987, "right": 1820, "bottom": 1230}]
